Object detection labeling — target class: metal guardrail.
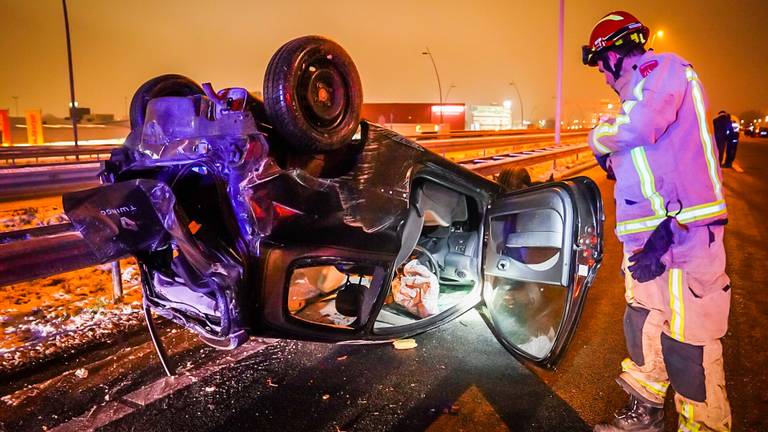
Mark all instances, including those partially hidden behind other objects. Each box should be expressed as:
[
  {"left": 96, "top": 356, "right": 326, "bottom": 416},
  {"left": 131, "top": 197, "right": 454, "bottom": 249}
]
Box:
[
  {"left": 0, "top": 145, "right": 118, "bottom": 167},
  {"left": 406, "top": 128, "right": 571, "bottom": 140},
  {"left": 421, "top": 131, "right": 587, "bottom": 157},
  {"left": 0, "top": 230, "right": 98, "bottom": 287},
  {"left": 0, "top": 130, "right": 592, "bottom": 166},
  {"left": 0, "top": 132, "right": 589, "bottom": 202},
  {"left": 0, "top": 163, "right": 102, "bottom": 201},
  {"left": 460, "top": 143, "right": 590, "bottom": 176},
  {"left": 0, "top": 140, "right": 594, "bottom": 288}
]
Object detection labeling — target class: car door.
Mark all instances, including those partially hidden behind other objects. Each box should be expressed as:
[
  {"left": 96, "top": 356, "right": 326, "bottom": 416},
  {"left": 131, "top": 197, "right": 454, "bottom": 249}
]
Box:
[{"left": 480, "top": 176, "right": 603, "bottom": 368}]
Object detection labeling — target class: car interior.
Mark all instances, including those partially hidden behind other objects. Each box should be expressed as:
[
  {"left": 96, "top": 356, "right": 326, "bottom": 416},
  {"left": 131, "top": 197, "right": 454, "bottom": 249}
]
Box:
[
  {"left": 374, "top": 181, "right": 481, "bottom": 328},
  {"left": 284, "top": 180, "right": 482, "bottom": 330}
]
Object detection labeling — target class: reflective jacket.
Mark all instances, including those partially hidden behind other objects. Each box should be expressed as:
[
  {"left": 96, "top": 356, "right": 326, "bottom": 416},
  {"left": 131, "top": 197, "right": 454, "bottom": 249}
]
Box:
[{"left": 588, "top": 51, "right": 727, "bottom": 249}]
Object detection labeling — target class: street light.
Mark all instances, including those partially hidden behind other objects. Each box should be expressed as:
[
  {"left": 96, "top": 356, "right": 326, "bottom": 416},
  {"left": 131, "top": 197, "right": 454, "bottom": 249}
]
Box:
[
  {"left": 444, "top": 84, "right": 456, "bottom": 103},
  {"left": 62, "top": 0, "right": 79, "bottom": 158},
  {"left": 649, "top": 30, "right": 664, "bottom": 49},
  {"left": 555, "top": 0, "right": 564, "bottom": 144},
  {"left": 421, "top": 47, "right": 443, "bottom": 124},
  {"left": 508, "top": 82, "right": 524, "bottom": 129}
]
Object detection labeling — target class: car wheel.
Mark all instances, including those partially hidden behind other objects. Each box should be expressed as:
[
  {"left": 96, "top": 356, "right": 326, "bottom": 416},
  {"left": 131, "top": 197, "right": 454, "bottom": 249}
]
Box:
[
  {"left": 496, "top": 167, "right": 532, "bottom": 192},
  {"left": 263, "top": 35, "right": 363, "bottom": 153},
  {"left": 129, "top": 74, "right": 204, "bottom": 131}
]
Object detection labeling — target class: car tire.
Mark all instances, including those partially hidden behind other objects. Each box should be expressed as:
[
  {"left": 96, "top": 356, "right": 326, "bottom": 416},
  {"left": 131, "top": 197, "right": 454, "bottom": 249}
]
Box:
[
  {"left": 263, "top": 35, "right": 363, "bottom": 153},
  {"left": 129, "top": 74, "right": 204, "bottom": 131},
  {"left": 496, "top": 167, "right": 532, "bottom": 192}
]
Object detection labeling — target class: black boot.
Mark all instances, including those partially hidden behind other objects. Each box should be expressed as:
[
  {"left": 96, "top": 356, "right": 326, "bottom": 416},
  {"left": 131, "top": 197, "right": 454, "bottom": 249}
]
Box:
[{"left": 593, "top": 395, "right": 664, "bottom": 431}]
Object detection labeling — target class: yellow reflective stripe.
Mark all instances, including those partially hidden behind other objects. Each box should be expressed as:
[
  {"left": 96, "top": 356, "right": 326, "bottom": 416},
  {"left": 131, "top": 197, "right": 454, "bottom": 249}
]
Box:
[
  {"left": 616, "top": 200, "right": 727, "bottom": 236},
  {"left": 641, "top": 381, "right": 668, "bottom": 397},
  {"left": 591, "top": 79, "right": 647, "bottom": 155},
  {"left": 599, "top": 14, "right": 625, "bottom": 23},
  {"left": 680, "top": 199, "right": 726, "bottom": 213},
  {"left": 621, "top": 358, "right": 669, "bottom": 397},
  {"left": 591, "top": 130, "right": 612, "bottom": 155},
  {"left": 621, "top": 212, "right": 665, "bottom": 225},
  {"left": 592, "top": 114, "right": 626, "bottom": 155},
  {"left": 678, "top": 401, "right": 701, "bottom": 432},
  {"left": 616, "top": 215, "right": 666, "bottom": 235},
  {"left": 625, "top": 264, "right": 634, "bottom": 301},
  {"left": 591, "top": 14, "right": 626, "bottom": 32},
  {"left": 686, "top": 67, "right": 723, "bottom": 201},
  {"left": 633, "top": 78, "right": 646, "bottom": 101},
  {"left": 668, "top": 269, "right": 685, "bottom": 342},
  {"left": 677, "top": 200, "right": 727, "bottom": 224},
  {"left": 630, "top": 147, "right": 666, "bottom": 216}
]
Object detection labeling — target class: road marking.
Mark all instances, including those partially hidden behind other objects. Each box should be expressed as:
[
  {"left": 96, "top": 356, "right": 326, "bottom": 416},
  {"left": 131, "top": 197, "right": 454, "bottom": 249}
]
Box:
[
  {"left": 50, "top": 339, "right": 274, "bottom": 432},
  {"left": 426, "top": 385, "right": 510, "bottom": 431}
]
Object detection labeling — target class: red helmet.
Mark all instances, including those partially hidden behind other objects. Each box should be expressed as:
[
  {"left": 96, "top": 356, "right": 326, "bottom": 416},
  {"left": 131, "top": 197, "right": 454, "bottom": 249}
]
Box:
[{"left": 582, "top": 11, "right": 649, "bottom": 66}]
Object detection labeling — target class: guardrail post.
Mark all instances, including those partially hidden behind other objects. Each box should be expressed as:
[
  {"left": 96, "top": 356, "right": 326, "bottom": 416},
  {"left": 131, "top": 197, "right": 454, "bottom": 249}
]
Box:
[{"left": 111, "top": 261, "right": 123, "bottom": 303}]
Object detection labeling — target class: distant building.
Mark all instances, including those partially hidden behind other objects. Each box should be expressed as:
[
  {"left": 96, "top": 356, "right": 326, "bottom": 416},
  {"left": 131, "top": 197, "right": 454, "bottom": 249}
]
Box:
[
  {"left": 66, "top": 107, "right": 91, "bottom": 123},
  {"left": 82, "top": 113, "right": 115, "bottom": 123},
  {"left": 64, "top": 107, "right": 116, "bottom": 124},
  {"left": 467, "top": 105, "right": 513, "bottom": 131},
  {"left": 361, "top": 103, "right": 466, "bottom": 134}
]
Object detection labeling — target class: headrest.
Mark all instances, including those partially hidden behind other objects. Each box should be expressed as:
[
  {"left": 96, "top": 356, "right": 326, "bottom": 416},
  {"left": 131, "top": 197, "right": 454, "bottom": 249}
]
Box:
[{"left": 418, "top": 182, "right": 468, "bottom": 227}]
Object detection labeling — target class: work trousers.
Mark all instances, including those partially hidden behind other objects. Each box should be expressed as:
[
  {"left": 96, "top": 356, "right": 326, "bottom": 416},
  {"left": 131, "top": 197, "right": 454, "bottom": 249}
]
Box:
[
  {"left": 715, "top": 138, "right": 726, "bottom": 166},
  {"left": 715, "top": 137, "right": 738, "bottom": 168},
  {"left": 723, "top": 139, "right": 738, "bottom": 168},
  {"left": 618, "top": 226, "right": 732, "bottom": 432}
]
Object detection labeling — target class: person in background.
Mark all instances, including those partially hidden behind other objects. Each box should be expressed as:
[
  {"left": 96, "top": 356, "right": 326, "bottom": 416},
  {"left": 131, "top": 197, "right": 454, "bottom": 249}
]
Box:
[
  {"left": 713, "top": 110, "right": 738, "bottom": 168},
  {"left": 582, "top": 11, "right": 732, "bottom": 432}
]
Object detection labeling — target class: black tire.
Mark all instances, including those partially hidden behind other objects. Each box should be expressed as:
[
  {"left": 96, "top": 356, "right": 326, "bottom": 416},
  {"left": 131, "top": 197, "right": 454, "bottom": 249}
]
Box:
[
  {"left": 264, "top": 36, "right": 363, "bottom": 153},
  {"left": 129, "top": 74, "right": 204, "bottom": 131},
  {"left": 496, "top": 167, "right": 532, "bottom": 192}
]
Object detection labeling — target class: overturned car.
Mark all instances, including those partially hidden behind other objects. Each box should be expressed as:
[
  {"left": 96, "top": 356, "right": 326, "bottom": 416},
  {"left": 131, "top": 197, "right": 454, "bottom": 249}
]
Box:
[{"left": 62, "top": 36, "right": 604, "bottom": 370}]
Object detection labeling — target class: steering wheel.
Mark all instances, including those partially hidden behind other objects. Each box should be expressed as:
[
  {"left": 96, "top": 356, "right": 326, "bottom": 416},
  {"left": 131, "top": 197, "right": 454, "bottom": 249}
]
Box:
[{"left": 412, "top": 245, "right": 441, "bottom": 279}]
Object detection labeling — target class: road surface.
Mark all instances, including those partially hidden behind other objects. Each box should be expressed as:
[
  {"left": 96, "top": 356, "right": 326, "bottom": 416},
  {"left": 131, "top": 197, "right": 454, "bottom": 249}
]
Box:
[{"left": 1, "top": 138, "right": 766, "bottom": 431}]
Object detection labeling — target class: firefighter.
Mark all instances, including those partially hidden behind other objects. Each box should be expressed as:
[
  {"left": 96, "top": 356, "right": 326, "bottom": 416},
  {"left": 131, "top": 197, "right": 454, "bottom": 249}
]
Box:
[{"left": 582, "top": 11, "right": 732, "bottom": 432}]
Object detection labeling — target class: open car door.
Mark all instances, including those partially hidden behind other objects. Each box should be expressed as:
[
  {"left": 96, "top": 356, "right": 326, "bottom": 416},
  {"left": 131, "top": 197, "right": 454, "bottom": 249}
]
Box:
[{"left": 480, "top": 177, "right": 603, "bottom": 368}]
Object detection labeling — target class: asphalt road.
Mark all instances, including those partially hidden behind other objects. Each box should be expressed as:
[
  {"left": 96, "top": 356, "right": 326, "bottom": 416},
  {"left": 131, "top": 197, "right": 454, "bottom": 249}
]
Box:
[
  {"left": 1, "top": 138, "right": 767, "bottom": 431},
  {"left": 533, "top": 137, "right": 768, "bottom": 431}
]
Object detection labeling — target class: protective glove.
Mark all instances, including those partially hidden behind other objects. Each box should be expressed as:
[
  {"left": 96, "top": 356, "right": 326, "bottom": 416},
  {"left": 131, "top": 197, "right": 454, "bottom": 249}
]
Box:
[
  {"left": 628, "top": 217, "right": 675, "bottom": 283},
  {"left": 595, "top": 154, "right": 616, "bottom": 180}
]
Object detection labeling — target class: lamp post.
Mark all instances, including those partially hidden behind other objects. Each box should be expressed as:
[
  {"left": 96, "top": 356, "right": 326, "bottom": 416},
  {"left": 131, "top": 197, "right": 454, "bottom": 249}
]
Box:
[
  {"left": 649, "top": 30, "right": 664, "bottom": 49},
  {"left": 508, "top": 82, "right": 524, "bottom": 128},
  {"left": 62, "top": 0, "right": 79, "bottom": 158},
  {"left": 421, "top": 47, "right": 444, "bottom": 124},
  {"left": 444, "top": 84, "right": 456, "bottom": 103},
  {"left": 555, "top": 0, "right": 564, "bottom": 144},
  {"left": 11, "top": 96, "right": 19, "bottom": 117}
]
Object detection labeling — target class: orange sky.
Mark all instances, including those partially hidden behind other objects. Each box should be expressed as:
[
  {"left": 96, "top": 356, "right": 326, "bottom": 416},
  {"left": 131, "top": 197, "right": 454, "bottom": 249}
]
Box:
[{"left": 1, "top": 0, "right": 766, "bottom": 121}]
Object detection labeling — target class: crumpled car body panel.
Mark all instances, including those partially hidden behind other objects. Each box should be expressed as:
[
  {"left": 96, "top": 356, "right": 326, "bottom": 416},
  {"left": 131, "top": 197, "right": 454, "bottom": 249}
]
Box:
[{"left": 63, "top": 93, "right": 501, "bottom": 348}]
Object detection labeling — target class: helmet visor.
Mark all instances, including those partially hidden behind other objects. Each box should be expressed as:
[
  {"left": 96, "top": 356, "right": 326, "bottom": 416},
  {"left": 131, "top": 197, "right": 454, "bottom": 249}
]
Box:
[{"left": 582, "top": 45, "right": 599, "bottom": 67}]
